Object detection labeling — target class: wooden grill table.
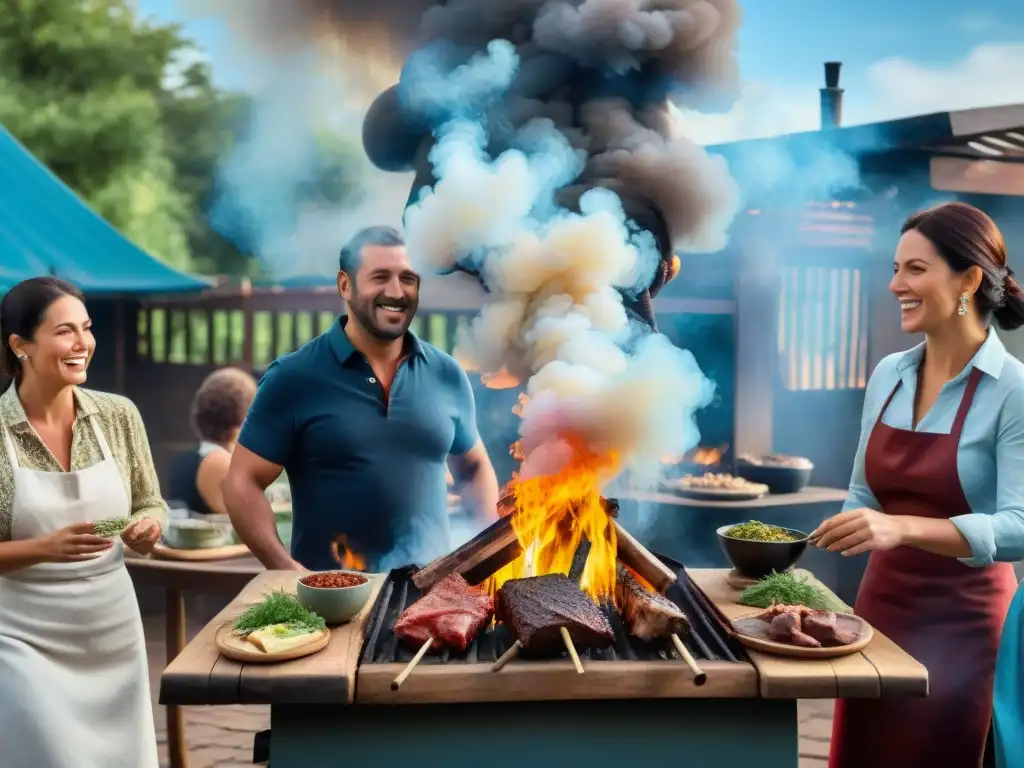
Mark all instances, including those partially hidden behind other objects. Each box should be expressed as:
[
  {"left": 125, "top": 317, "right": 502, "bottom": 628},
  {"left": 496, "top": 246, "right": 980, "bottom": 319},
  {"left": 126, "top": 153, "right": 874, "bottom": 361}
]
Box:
[
  {"left": 160, "top": 568, "right": 927, "bottom": 768},
  {"left": 125, "top": 552, "right": 264, "bottom": 768}
]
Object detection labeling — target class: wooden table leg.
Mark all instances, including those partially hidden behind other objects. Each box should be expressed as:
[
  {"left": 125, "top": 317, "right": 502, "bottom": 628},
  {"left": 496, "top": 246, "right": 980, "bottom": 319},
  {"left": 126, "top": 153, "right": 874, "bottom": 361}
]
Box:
[{"left": 166, "top": 589, "right": 189, "bottom": 768}]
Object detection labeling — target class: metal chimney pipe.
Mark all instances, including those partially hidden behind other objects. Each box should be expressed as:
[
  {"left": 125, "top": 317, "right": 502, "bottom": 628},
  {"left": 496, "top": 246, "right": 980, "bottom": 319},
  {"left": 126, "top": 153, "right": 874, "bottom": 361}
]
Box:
[{"left": 820, "top": 61, "right": 843, "bottom": 129}]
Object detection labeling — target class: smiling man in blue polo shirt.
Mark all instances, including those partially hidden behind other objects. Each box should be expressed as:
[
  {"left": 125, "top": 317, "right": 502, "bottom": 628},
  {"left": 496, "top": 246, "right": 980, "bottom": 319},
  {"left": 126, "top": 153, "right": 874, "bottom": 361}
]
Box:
[{"left": 223, "top": 225, "right": 500, "bottom": 572}]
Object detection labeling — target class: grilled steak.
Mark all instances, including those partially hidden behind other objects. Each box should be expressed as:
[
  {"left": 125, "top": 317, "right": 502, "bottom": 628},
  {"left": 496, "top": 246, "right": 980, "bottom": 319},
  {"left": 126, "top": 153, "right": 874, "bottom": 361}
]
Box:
[
  {"left": 615, "top": 564, "right": 689, "bottom": 639},
  {"left": 753, "top": 603, "right": 812, "bottom": 623},
  {"left": 767, "top": 612, "right": 821, "bottom": 648},
  {"left": 394, "top": 573, "right": 494, "bottom": 652},
  {"left": 496, "top": 574, "right": 614, "bottom": 654},
  {"left": 801, "top": 611, "right": 858, "bottom": 646},
  {"left": 754, "top": 604, "right": 858, "bottom": 648}
]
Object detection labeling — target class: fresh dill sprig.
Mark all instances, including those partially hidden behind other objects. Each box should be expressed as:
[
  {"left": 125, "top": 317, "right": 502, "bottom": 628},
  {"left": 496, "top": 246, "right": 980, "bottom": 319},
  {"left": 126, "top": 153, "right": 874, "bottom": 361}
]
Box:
[
  {"left": 232, "top": 590, "right": 326, "bottom": 635},
  {"left": 93, "top": 517, "right": 130, "bottom": 537},
  {"left": 738, "top": 570, "right": 847, "bottom": 612}
]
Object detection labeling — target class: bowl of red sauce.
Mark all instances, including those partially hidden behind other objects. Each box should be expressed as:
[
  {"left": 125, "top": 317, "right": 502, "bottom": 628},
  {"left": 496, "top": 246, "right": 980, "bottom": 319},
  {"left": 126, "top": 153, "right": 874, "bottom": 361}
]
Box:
[{"left": 296, "top": 570, "right": 373, "bottom": 624}]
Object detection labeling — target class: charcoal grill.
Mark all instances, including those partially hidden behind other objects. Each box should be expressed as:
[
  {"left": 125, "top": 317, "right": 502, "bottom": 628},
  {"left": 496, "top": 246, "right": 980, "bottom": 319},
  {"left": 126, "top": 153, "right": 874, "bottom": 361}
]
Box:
[{"left": 355, "top": 553, "right": 758, "bottom": 704}]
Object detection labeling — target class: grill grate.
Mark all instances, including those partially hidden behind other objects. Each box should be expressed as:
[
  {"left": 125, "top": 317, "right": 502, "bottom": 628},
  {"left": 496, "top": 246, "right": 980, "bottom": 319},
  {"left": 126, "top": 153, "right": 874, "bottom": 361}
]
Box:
[{"left": 360, "top": 554, "right": 748, "bottom": 667}]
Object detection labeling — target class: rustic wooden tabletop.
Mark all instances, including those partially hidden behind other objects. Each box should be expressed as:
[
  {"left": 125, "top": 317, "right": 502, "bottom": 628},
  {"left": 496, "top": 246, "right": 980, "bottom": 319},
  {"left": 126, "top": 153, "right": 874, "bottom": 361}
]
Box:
[
  {"left": 159, "top": 570, "right": 385, "bottom": 707},
  {"left": 688, "top": 568, "right": 928, "bottom": 699},
  {"left": 160, "top": 566, "right": 927, "bottom": 709}
]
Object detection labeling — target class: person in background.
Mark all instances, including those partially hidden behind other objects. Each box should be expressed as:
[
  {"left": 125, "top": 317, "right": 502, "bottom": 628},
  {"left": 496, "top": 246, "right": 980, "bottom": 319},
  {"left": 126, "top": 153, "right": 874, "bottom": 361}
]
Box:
[
  {"left": 810, "top": 203, "right": 1024, "bottom": 768},
  {"left": 0, "top": 277, "right": 164, "bottom": 768},
  {"left": 167, "top": 367, "right": 257, "bottom": 516},
  {"left": 223, "top": 225, "right": 500, "bottom": 572}
]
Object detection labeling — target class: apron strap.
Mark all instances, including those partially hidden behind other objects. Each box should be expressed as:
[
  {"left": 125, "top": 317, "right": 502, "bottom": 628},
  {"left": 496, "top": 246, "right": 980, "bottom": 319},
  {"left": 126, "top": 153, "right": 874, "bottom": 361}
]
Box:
[
  {"left": 86, "top": 415, "right": 114, "bottom": 462},
  {"left": 876, "top": 380, "right": 903, "bottom": 425},
  {"left": 952, "top": 367, "right": 984, "bottom": 436},
  {"left": 1, "top": 422, "right": 19, "bottom": 469}
]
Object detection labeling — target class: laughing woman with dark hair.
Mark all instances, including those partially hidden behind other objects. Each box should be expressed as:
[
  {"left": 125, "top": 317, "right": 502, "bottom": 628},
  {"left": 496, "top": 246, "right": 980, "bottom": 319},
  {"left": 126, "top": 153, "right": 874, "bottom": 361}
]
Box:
[
  {"left": 810, "top": 202, "right": 1024, "bottom": 768},
  {"left": 0, "top": 277, "right": 163, "bottom": 767}
]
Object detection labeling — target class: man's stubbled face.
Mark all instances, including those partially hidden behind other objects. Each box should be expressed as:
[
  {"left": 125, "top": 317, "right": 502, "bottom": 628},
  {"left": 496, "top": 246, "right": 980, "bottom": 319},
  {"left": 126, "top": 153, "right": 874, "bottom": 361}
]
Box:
[{"left": 341, "top": 244, "right": 420, "bottom": 341}]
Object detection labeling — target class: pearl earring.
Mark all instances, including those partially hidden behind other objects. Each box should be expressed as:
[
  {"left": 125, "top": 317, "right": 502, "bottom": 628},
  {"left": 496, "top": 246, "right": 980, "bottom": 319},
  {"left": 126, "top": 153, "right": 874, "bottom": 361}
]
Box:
[
  {"left": 16, "top": 354, "right": 27, "bottom": 361},
  {"left": 958, "top": 293, "right": 970, "bottom": 316}
]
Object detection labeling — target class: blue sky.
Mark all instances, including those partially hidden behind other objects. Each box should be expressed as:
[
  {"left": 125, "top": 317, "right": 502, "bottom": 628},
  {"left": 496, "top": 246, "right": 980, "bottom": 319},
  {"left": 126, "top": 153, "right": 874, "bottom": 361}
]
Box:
[{"left": 140, "top": 0, "right": 1024, "bottom": 141}]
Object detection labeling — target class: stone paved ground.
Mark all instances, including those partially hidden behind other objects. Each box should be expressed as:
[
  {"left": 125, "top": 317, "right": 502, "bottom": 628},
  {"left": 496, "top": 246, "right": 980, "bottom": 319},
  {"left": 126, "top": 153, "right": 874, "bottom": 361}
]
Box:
[{"left": 144, "top": 610, "right": 832, "bottom": 768}]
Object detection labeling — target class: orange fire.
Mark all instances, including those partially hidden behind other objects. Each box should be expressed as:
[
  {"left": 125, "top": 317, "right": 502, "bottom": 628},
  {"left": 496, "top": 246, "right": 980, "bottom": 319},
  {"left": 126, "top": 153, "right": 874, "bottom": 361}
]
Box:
[
  {"left": 330, "top": 534, "right": 367, "bottom": 571},
  {"left": 661, "top": 444, "right": 728, "bottom": 467},
  {"left": 480, "top": 367, "right": 521, "bottom": 390},
  {"left": 483, "top": 436, "right": 620, "bottom": 602}
]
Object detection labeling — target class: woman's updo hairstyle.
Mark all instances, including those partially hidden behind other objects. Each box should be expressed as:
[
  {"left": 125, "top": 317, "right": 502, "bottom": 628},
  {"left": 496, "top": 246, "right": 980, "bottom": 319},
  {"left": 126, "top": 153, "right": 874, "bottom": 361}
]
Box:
[{"left": 900, "top": 202, "right": 1024, "bottom": 330}]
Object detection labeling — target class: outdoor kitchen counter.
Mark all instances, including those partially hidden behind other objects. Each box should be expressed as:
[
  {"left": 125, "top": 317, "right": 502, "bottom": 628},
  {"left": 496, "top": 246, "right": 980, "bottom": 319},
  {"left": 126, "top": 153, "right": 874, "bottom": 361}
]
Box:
[
  {"left": 160, "top": 570, "right": 387, "bottom": 706},
  {"left": 687, "top": 569, "right": 928, "bottom": 699},
  {"left": 161, "top": 568, "right": 927, "bottom": 768}
]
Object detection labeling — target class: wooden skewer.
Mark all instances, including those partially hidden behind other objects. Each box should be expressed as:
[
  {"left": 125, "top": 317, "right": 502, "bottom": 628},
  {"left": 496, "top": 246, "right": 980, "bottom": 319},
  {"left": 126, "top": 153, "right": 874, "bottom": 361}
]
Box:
[
  {"left": 391, "top": 636, "right": 433, "bottom": 690},
  {"left": 490, "top": 640, "right": 522, "bottom": 672},
  {"left": 671, "top": 633, "right": 707, "bottom": 686},
  {"left": 560, "top": 627, "right": 584, "bottom": 674}
]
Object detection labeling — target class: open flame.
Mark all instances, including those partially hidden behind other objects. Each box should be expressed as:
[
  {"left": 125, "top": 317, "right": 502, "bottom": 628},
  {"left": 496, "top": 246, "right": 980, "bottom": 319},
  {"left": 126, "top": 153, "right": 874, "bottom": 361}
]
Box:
[
  {"left": 482, "top": 435, "right": 619, "bottom": 602},
  {"left": 330, "top": 534, "right": 367, "bottom": 571},
  {"left": 661, "top": 444, "right": 728, "bottom": 467}
]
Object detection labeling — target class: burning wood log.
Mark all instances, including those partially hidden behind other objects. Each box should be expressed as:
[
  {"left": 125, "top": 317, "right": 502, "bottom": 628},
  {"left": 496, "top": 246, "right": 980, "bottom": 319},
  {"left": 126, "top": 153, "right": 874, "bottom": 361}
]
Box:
[
  {"left": 412, "top": 515, "right": 519, "bottom": 591},
  {"left": 613, "top": 521, "right": 677, "bottom": 593},
  {"left": 413, "top": 496, "right": 673, "bottom": 596},
  {"left": 567, "top": 537, "right": 591, "bottom": 584}
]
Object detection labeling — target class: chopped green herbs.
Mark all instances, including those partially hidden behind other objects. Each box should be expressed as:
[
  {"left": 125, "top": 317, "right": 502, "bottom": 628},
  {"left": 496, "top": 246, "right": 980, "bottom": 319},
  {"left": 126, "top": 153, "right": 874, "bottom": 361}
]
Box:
[
  {"left": 93, "top": 517, "right": 130, "bottom": 537},
  {"left": 725, "top": 520, "right": 798, "bottom": 542},
  {"left": 738, "top": 570, "right": 848, "bottom": 612},
  {"left": 232, "top": 589, "right": 326, "bottom": 635}
]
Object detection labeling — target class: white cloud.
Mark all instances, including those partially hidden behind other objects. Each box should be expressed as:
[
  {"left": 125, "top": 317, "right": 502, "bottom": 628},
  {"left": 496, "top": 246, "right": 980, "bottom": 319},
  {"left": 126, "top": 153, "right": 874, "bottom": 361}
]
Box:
[{"left": 672, "top": 43, "right": 1024, "bottom": 146}]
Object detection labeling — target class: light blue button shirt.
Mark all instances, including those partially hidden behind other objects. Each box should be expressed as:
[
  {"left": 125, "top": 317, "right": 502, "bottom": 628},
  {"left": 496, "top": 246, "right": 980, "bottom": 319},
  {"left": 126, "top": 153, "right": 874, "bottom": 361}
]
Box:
[{"left": 844, "top": 327, "right": 1024, "bottom": 566}]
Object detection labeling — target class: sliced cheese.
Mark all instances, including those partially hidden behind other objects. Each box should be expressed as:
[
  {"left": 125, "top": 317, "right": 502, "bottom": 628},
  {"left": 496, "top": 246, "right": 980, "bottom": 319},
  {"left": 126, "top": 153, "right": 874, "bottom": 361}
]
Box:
[{"left": 246, "top": 623, "right": 320, "bottom": 654}]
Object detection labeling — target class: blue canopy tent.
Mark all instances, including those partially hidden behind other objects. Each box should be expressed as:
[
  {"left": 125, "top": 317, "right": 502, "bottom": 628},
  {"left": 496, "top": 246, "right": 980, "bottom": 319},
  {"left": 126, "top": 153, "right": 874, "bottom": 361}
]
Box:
[{"left": 0, "top": 122, "right": 210, "bottom": 295}]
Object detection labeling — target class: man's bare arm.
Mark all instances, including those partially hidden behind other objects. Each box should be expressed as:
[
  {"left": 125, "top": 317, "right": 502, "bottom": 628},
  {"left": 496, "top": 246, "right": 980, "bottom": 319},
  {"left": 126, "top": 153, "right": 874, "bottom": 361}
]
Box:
[
  {"left": 223, "top": 445, "right": 303, "bottom": 571},
  {"left": 448, "top": 440, "right": 499, "bottom": 524}
]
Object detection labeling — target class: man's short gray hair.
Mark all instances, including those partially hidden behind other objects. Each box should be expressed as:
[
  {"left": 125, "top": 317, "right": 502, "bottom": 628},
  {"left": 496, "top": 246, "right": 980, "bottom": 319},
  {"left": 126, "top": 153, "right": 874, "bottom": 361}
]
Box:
[{"left": 338, "top": 225, "right": 405, "bottom": 276}]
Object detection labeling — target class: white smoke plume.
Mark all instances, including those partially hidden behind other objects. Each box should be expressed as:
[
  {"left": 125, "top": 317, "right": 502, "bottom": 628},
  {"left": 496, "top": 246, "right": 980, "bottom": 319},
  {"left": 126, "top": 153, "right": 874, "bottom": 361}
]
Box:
[
  {"left": 400, "top": 40, "right": 724, "bottom": 485},
  {"left": 186, "top": 0, "right": 743, "bottom": 488}
]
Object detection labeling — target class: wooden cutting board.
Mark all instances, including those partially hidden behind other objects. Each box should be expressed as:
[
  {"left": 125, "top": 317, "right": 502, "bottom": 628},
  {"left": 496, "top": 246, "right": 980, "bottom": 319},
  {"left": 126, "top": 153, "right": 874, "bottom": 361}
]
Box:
[{"left": 152, "top": 542, "right": 251, "bottom": 561}]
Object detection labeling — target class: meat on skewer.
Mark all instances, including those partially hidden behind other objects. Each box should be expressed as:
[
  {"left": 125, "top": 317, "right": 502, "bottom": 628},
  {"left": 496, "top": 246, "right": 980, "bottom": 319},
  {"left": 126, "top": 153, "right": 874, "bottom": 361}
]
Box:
[
  {"left": 394, "top": 573, "right": 494, "bottom": 653},
  {"left": 391, "top": 573, "right": 494, "bottom": 690},
  {"left": 615, "top": 564, "right": 706, "bottom": 685},
  {"left": 495, "top": 574, "right": 613, "bottom": 673},
  {"left": 616, "top": 564, "right": 689, "bottom": 639}
]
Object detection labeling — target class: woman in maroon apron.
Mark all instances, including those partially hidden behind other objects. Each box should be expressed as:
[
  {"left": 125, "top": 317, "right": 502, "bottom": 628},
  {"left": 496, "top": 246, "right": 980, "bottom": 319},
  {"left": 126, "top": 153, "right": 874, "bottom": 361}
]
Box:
[{"left": 811, "top": 202, "right": 1024, "bottom": 768}]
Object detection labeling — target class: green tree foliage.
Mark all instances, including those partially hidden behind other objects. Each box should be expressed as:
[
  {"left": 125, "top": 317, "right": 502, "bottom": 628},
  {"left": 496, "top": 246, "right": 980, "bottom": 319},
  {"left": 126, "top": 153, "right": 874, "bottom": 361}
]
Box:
[
  {"left": 0, "top": 0, "right": 368, "bottom": 278},
  {"left": 0, "top": 0, "right": 194, "bottom": 269}
]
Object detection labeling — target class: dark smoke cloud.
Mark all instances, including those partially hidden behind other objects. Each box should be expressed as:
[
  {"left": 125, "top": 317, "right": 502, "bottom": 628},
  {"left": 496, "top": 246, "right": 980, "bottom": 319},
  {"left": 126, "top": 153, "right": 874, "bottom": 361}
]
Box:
[{"left": 195, "top": 0, "right": 743, "bottom": 486}]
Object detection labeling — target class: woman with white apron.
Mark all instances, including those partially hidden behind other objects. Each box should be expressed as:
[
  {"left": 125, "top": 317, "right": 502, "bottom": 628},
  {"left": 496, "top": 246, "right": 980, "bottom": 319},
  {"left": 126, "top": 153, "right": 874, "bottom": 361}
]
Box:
[{"left": 0, "top": 278, "right": 164, "bottom": 768}]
